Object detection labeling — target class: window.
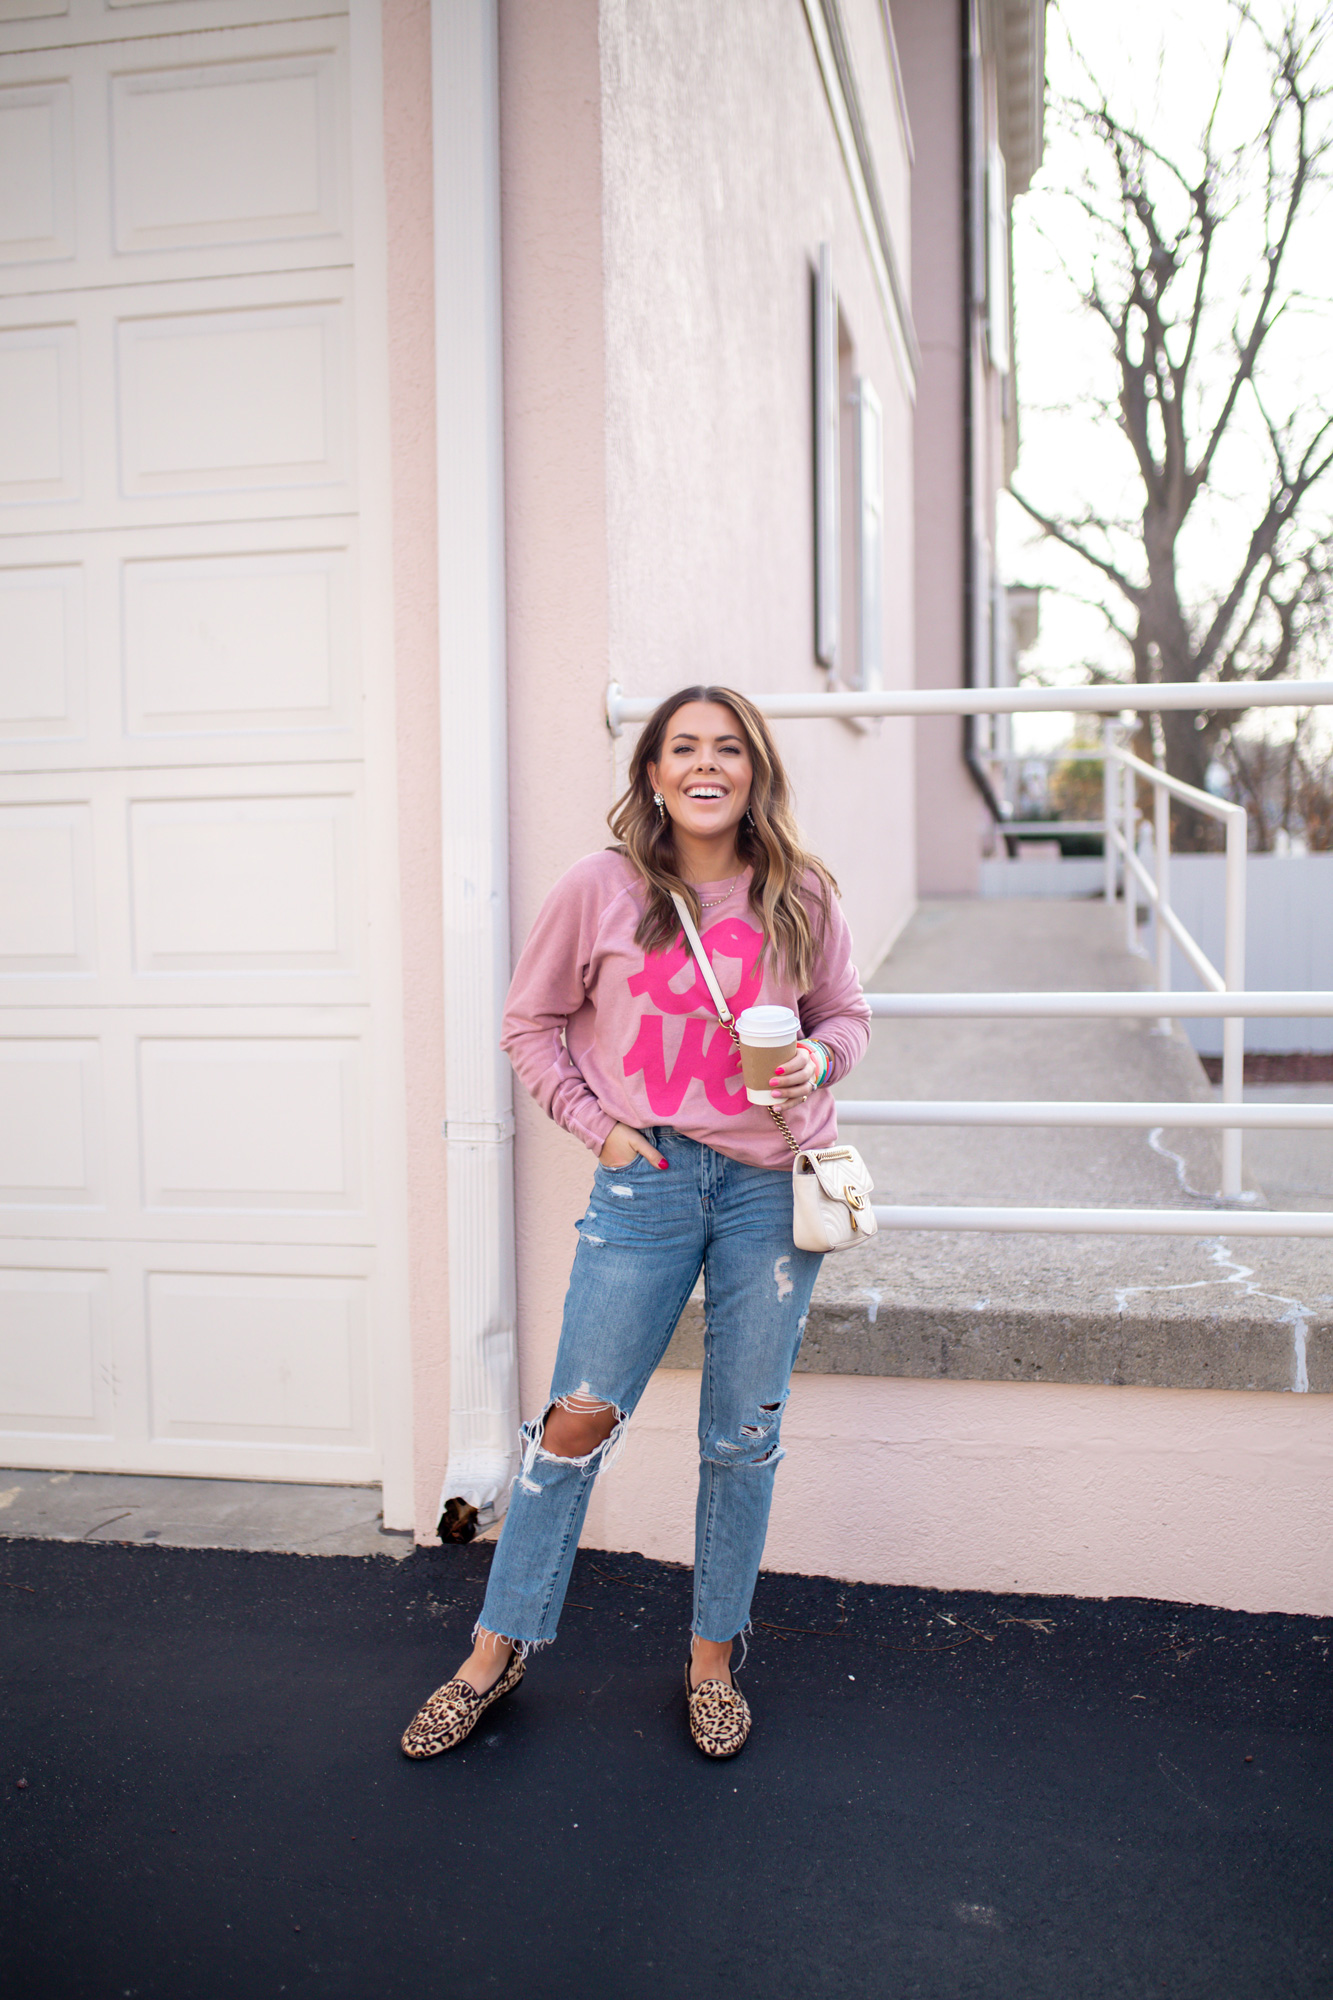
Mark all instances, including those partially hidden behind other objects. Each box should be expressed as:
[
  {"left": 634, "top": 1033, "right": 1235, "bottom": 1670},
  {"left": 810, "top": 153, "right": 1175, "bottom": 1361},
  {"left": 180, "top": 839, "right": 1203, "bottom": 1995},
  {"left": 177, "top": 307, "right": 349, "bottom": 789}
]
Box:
[
  {"left": 985, "top": 144, "right": 1010, "bottom": 376},
  {"left": 854, "top": 377, "right": 883, "bottom": 691},
  {"left": 814, "top": 241, "right": 840, "bottom": 670},
  {"left": 813, "top": 241, "right": 885, "bottom": 692}
]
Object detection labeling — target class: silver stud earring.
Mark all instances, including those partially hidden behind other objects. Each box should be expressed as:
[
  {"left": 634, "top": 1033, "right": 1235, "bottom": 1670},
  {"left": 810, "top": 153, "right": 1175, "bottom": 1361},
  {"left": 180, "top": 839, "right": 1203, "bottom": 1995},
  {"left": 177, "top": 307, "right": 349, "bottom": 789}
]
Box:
[{"left": 653, "top": 792, "right": 666, "bottom": 821}]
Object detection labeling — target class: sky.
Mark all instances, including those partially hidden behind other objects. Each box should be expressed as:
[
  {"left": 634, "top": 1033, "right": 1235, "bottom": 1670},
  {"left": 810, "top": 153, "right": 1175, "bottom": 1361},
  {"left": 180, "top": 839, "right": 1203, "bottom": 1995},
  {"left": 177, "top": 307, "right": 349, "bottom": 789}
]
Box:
[{"left": 998, "top": 0, "right": 1333, "bottom": 755}]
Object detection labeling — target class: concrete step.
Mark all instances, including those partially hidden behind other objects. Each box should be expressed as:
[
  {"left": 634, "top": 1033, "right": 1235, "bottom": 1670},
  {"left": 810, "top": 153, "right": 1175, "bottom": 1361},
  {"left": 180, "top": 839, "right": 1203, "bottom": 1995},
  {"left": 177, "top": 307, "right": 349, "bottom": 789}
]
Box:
[{"left": 0, "top": 1467, "right": 414, "bottom": 1557}]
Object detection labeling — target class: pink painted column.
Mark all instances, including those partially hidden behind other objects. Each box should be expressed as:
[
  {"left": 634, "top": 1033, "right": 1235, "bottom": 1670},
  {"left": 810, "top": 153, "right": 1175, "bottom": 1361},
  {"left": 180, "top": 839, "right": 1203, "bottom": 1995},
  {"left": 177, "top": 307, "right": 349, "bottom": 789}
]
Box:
[
  {"left": 894, "top": 0, "right": 987, "bottom": 894},
  {"left": 498, "top": 0, "right": 617, "bottom": 1419},
  {"left": 382, "top": 0, "right": 452, "bottom": 1538}
]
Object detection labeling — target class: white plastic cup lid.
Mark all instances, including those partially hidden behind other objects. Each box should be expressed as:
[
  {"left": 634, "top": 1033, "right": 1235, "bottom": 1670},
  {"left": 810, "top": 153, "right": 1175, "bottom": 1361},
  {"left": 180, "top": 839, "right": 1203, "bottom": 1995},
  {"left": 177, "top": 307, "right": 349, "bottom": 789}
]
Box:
[{"left": 735, "top": 1005, "right": 801, "bottom": 1045}]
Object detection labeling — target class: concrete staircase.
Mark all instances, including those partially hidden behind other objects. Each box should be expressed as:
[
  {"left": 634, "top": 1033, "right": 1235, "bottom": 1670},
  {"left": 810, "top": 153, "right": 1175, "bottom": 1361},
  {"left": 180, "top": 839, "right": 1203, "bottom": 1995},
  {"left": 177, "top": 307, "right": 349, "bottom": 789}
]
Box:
[{"left": 667, "top": 898, "right": 1330, "bottom": 1396}]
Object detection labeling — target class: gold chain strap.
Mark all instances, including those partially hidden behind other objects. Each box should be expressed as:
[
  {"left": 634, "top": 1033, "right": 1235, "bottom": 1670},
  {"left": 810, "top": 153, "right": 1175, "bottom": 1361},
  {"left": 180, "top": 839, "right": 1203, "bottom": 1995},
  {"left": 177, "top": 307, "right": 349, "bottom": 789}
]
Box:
[
  {"left": 767, "top": 1102, "right": 801, "bottom": 1156},
  {"left": 717, "top": 1015, "right": 800, "bottom": 1158}
]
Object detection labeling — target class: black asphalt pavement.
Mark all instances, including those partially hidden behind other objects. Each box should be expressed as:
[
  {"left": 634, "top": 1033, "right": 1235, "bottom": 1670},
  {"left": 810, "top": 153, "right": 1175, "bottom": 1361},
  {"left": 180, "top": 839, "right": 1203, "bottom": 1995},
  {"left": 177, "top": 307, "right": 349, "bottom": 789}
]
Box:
[{"left": 2, "top": 1536, "right": 1329, "bottom": 1999}]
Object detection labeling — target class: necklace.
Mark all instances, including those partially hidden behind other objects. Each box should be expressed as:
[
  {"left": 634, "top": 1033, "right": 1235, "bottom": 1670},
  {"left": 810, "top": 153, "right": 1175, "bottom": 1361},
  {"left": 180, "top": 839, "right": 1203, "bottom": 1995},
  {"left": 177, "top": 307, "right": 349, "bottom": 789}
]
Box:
[{"left": 696, "top": 877, "right": 737, "bottom": 911}]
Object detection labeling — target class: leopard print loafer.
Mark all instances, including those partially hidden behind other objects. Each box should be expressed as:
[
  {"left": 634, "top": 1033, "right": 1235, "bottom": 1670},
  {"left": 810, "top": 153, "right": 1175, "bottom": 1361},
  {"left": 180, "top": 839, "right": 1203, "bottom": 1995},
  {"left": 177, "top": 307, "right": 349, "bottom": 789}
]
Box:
[
  {"left": 685, "top": 1659, "right": 752, "bottom": 1759},
  {"left": 400, "top": 1649, "right": 525, "bottom": 1759}
]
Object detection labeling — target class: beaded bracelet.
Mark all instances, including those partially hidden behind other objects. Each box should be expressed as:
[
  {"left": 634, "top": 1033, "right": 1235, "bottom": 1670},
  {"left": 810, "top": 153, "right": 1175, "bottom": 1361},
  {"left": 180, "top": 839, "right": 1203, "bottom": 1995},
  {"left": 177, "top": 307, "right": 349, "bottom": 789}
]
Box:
[{"left": 797, "top": 1038, "right": 832, "bottom": 1088}]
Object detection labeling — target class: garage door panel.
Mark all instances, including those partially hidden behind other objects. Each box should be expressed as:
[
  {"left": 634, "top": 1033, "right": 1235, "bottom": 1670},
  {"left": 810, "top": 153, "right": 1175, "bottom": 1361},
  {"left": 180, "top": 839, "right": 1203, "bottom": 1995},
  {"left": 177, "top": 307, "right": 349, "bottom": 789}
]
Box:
[
  {"left": 131, "top": 795, "right": 357, "bottom": 973},
  {"left": 0, "top": 0, "right": 387, "bottom": 1486},
  {"left": 0, "top": 16, "right": 350, "bottom": 291},
  {"left": 123, "top": 546, "right": 350, "bottom": 736},
  {"left": 0, "top": 320, "right": 79, "bottom": 501},
  {"left": 118, "top": 303, "right": 345, "bottom": 497},
  {"left": 139, "top": 1036, "right": 363, "bottom": 1211},
  {"left": 111, "top": 50, "right": 339, "bottom": 254},
  {"left": 0, "top": 4, "right": 70, "bottom": 31},
  {"left": 0, "top": 1010, "right": 374, "bottom": 1246},
  {"left": 0, "top": 1, "right": 342, "bottom": 37},
  {"left": 0, "top": 769, "right": 366, "bottom": 1004},
  {"left": 146, "top": 1269, "right": 368, "bottom": 1445},
  {"left": 0, "top": 562, "right": 85, "bottom": 740},
  {"left": 0, "top": 799, "right": 95, "bottom": 972},
  {"left": 101, "top": 0, "right": 343, "bottom": 23},
  {"left": 0, "top": 1264, "right": 111, "bottom": 1433},
  {"left": 0, "top": 523, "right": 360, "bottom": 770},
  {"left": 1, "top": 277, "right": 355, "bottom": 533},
  {"left": 0, "top": 77, "right": 75, "bottom": 265},
  {"left": 0, "top": 1037, "right": 101, "bottom": 1203},
  {"left": 0, "top": 1238, "right": 375, "bottom": 1479}
]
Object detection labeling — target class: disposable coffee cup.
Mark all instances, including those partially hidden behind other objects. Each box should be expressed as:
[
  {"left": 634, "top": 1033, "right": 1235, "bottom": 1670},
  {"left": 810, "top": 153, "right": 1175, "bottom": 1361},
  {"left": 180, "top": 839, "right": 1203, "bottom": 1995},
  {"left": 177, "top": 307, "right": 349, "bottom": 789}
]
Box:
[{"left": 736, "top": 1005, "right": 801, "bottom": 1105}]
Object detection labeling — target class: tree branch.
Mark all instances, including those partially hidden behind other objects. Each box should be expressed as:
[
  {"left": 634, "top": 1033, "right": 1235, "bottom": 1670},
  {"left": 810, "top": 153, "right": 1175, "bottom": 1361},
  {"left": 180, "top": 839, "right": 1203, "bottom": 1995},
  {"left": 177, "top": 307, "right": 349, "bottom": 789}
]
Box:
[
  {"left": 1191, "top": 35, "right": 1324, "bottom": 494},
  {"left": 1009, "top": 489, "right": 1145, "bottom": 605},
  {"left": 1196, "top": 418, "right": 1333, "bottom": 674}
]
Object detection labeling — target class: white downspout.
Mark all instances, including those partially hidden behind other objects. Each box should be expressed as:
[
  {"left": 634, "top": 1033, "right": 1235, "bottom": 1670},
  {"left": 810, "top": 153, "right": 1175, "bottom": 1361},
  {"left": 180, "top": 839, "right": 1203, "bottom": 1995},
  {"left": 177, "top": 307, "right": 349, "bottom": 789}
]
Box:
[{"left": 431, "top": 0, "right": 520, "bottom": 1529}]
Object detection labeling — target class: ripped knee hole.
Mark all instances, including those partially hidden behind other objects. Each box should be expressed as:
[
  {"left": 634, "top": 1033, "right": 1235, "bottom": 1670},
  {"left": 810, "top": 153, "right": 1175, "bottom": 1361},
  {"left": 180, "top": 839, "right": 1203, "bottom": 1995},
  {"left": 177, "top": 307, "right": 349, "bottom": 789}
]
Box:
[
  {"left": 538, "top": 1393, "right": 624, "bottom": 1458},
  {"left": 706, "top": 1439, "right": 785, "bottom": 1466},
  {"left": 737, "top": 1401, "right": 782, "bottom": 1440}
]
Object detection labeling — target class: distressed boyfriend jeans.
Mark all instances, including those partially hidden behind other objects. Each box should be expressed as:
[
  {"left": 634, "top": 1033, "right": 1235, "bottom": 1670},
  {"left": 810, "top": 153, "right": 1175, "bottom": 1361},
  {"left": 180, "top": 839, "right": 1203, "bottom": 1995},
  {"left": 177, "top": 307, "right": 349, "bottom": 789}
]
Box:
[{"left": 478, "top": 1127, "right": 823, "bottom": 1649}]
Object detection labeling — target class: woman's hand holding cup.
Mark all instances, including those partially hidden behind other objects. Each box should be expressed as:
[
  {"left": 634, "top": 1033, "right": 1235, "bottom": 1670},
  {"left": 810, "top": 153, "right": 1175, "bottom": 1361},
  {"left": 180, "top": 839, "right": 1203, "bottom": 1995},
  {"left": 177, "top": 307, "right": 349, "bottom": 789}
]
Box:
[
  {"left": 767, "top": 1040, "right": 819, "bottom": 1105},
  {"left": 736, "top": 1005, "right": 805, "bottom": 1105}
]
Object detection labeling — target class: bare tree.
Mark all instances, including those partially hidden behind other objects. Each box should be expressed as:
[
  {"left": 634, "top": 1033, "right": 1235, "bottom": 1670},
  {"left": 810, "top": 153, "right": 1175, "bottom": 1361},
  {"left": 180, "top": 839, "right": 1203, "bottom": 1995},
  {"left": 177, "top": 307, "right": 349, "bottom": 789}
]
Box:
[
  {"left": 1013, "top": 4, "right": 1333, "bottom": 846},
  {"left": 1222, "top": 708, "right": 1333, "bottom": 849}
]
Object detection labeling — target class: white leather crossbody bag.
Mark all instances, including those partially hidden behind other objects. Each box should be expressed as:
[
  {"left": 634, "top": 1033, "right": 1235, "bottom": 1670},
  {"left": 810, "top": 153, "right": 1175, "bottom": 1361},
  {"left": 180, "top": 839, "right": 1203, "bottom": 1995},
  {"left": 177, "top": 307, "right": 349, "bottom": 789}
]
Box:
[{"left": 669, "top": 891, "right": 877, "bottom": 1254}]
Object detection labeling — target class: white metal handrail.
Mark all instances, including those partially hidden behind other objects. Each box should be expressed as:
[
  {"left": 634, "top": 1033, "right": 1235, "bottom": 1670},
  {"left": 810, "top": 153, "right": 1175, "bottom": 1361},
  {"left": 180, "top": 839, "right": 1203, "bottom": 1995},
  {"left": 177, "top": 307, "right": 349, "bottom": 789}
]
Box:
[
  {"left": 863, "top": 992, "right": 1333, "bottom": 1017},
  {"left": 869, "top": 1206, "right": 1333, "bottom": 1237},
  {"left": 608, "top": 678, "right": 1333, "bottom": 1235},
  {"left": 1112, "top": 742, "right": 1244, "bottom": 814},
  {"left": 839, "top": 1100, "right": 1333, "bottom": 1128},
  {"left": 605, "top": 679, "right": 1333, "bottom": 728},
  {"left": 1118, "top": 836, "right": 1225, "bottom": 993},
  {"left": 999, "top": 821, "right": 1105, "bottom": 835},
  {"left": 984, "top": 749, "right": 1108, "bottom": 763},
  {"left": 1101, "top": 725, "right": 1250, "bottom": 1187}
]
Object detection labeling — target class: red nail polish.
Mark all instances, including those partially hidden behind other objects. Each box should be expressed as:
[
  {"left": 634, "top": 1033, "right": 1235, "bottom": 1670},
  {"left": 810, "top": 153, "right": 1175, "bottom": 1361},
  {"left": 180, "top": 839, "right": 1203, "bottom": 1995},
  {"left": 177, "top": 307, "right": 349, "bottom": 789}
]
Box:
[
  {"left": 658, "top": 1160, "right": 669, "bottom": 1170},
  {"left": 773, "top": 1068, "right": 785, "bottom": 1076}
]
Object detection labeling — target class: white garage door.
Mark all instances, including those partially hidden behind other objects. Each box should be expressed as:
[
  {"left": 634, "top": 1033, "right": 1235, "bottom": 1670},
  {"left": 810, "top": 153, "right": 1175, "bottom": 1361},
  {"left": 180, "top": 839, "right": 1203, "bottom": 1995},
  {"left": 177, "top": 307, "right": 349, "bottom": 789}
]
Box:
[{"left": 0, "top": 0, "right": 407, "bottom": 1490}]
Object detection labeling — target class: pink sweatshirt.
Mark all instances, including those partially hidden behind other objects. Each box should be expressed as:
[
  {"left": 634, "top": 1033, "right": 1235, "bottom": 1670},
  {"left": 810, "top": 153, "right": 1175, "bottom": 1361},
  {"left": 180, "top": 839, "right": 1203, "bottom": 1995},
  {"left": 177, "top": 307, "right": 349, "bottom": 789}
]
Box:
[{"left": 501, "top": 850, "right": 871, "bottom": 1171}]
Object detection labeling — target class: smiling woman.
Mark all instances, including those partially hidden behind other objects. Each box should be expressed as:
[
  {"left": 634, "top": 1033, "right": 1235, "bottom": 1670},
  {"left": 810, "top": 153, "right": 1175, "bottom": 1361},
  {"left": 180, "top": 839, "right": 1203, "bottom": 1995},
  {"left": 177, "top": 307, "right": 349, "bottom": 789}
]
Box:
[
  {"left": 651, "top": 703, "right": 752, "bottom": 834},
  {"left": 399, "top": 684, "right": 871, "bottom": 1763},
  {"left": 615, "top": 685, "right": 840, "bottom": 992}
]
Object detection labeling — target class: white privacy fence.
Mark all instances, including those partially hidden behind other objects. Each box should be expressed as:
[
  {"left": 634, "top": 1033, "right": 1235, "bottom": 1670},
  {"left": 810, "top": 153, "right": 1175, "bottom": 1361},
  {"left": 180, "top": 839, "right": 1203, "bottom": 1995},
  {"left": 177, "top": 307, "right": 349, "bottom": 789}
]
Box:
[
  {"left": 978, "top": 842, "right": 1333, "bottom": 1052},
  {"left": 1161, "top": 854, "right": 1333, "bottom": 1056},
  {"left": 607, "top": 678, "right": 1333, "bottom": 1237}
]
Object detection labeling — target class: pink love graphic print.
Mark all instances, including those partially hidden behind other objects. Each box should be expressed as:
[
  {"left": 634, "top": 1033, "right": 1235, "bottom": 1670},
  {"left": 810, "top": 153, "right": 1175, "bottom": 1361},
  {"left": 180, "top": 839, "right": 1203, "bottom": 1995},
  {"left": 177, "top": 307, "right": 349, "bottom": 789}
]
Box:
[{"left": 623, "top": 916, "right": 766, "bottom": 1117}]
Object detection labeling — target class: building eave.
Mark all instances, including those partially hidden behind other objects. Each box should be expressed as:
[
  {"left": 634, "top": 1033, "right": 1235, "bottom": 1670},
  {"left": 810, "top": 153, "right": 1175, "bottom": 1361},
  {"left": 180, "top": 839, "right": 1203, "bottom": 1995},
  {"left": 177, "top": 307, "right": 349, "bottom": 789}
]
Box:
[{"left": 994, "top": 0, "right": 1046, "bottom": 195}]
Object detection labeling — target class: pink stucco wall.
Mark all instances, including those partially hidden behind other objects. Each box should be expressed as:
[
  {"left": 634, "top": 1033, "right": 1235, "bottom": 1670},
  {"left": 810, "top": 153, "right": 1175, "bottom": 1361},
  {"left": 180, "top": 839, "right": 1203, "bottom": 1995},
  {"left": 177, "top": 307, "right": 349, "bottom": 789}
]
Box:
[
  {"left": 894, "top": 0, "right": 991, "bottom": 894},
  {"left": 496, "top": 0, "right": 922, "bottom": 1461},
  {"left": 498, "top": 0, "right": 621, "bottom": 1475},
  {"left": 599, "top": 0, "right": 917, "bottom": 975},
  {"left": 381, "top": 0, "right": 1332, "bottom": 1616},
  {"left": 584, "top": 1371, "right": 1333, "bottom": 1617}
]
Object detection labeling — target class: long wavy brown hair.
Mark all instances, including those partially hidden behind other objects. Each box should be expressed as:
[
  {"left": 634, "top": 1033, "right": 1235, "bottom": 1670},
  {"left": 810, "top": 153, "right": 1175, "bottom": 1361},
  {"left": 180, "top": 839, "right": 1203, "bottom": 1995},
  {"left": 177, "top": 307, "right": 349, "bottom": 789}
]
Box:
[{"left": 608, "top": 685, "right": 837, "bottom": 990}]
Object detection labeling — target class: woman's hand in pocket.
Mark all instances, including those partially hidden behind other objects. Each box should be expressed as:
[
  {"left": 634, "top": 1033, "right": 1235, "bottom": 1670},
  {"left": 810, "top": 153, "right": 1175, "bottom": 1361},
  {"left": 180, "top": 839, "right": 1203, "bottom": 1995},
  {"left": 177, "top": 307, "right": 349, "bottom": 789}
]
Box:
[{"left": 598, "top": 1123, "right": 667, "bottom": 1172}]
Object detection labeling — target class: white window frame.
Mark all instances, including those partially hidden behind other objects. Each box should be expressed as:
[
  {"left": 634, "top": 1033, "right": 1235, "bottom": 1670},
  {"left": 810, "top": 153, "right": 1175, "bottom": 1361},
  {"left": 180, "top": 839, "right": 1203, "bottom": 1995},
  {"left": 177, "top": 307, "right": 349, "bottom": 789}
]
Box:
[
  {"left": 985, "top": 143, "right": 1011, "bottom": 376},
  {"left": 854, "top": 375, "right": 883, "bottom": 691},
  {"left": 814, "top": 240, "right": 840, "bottom": 670}
]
